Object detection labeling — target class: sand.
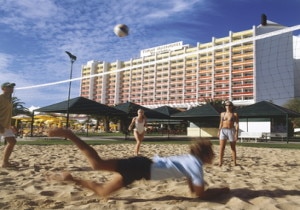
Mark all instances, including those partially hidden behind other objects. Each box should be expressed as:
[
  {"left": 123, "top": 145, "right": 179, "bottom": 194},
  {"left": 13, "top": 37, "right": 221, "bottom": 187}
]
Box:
[{"left": 0, "top": 142, "right": 299, "bottom": 210}]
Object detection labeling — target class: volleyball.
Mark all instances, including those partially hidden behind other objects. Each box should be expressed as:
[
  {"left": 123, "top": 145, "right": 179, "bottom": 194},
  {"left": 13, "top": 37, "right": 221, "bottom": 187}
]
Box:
[{"left": 114, "top": 24, "right": 129, "bottom": 37}]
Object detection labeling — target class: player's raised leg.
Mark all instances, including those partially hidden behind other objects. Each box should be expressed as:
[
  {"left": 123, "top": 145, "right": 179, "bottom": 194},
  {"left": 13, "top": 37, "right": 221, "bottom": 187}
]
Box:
[
  {"left": 48, "top": 128, "right": 117, "bottom": 171},
  {"left": 47, "top": 171, "right": 124, "bottom": 197}
]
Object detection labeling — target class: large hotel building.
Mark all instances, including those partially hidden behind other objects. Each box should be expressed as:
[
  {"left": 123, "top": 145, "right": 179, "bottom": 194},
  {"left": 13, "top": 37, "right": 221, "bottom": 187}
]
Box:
[{"left": 80, "top": 16, "right": 300, "bottom": 109}]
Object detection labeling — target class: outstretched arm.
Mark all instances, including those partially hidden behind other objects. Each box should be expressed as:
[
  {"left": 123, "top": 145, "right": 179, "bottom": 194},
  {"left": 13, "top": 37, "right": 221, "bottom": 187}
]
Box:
[
  {"left": 191, "top": 183, "right": 230, "bottom": 200},
  {"left": 128, "top": 117, "right": 135, "bottom": 131},
  {"left": 218, "top": 113, "right": 224, "bottom": 137},
  {"left": 234, "top": 113, "right": 239, "bottom": 141}
]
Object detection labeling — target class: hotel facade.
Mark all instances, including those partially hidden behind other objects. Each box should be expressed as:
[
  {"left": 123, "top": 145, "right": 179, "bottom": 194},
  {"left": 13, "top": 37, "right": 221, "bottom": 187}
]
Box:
[{"left": 80, "top": 18, "right": 300, "bottom": 109}]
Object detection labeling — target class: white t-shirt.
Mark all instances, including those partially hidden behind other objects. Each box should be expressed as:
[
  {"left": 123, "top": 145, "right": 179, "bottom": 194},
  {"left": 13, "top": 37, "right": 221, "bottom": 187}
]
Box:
[{"left": 150, "top": 154, "right": 204, "bottom": 186}]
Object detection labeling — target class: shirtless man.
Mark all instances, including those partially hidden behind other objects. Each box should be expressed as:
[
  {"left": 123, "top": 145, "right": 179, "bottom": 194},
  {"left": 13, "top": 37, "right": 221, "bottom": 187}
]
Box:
[
  {"left": 0, "top": 82, "right": 17, "bottom": 167},
  {"left": 218, "top": 101, "right": 239, "bottom": 166}
]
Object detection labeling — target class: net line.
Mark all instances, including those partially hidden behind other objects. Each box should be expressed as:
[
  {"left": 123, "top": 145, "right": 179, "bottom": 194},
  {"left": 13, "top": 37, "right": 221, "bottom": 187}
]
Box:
[{"left": 16, "top": 24, "right": 300, "bottom": 91}]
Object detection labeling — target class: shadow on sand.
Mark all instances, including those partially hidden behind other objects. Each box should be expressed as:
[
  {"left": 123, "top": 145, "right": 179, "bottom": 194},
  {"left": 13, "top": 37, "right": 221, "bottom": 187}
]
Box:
[{"left": 111, "top": 188, "right": 300, "bottom": 204}]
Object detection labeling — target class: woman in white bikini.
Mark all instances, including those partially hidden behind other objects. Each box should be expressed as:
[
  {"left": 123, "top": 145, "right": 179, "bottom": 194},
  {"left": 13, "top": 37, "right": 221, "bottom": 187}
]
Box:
[
  {"left": 218, "top": 101, "right": 239, "bottom": 166},
  {"left": 128, "top": 109, "right": 147, "bottom": 156}
]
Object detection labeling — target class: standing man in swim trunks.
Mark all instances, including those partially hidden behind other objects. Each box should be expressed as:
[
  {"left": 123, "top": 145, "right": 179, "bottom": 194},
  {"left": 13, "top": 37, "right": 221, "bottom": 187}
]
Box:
[
  {"left": 0, "top": 82, "right": 17, "bottom": 168},
  {"left": 128, "top": 109, "right": 147, "bottom": 156},
  {"left": 218, "top": 100, "right": 239, "bottom": 166}
]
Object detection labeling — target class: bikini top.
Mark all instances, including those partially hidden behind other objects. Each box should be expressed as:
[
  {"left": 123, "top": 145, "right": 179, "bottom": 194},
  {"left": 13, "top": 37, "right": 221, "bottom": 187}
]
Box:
[{"left": 222, "top": 115, "right": 236, "bottom": 122}]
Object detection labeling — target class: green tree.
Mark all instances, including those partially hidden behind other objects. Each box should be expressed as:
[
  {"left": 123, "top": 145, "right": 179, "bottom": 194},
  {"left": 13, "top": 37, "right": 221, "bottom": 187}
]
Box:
[
  {"left": 204, "top": 98, "right": 225, "bottom": 112},
  {"left": 283, "top": 98, "right": 300, "bottom": 128},
  {"left": 12, "top": 97, "right": 30, "bottom": 116}
]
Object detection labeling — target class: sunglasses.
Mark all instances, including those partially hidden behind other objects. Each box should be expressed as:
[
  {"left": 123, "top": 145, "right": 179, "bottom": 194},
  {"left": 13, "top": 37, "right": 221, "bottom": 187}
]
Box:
[{"left": 225, "top": 104, "right": 232, "bottom": 107}]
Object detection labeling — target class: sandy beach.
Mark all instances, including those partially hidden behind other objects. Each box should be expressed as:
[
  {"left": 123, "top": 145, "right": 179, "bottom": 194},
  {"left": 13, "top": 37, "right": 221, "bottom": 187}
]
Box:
[{"left": 0, "top": 142, "right": 299, "bottom": 210}]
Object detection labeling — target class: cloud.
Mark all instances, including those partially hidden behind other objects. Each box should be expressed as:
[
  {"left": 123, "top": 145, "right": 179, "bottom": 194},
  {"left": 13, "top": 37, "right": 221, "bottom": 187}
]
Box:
[
  {"left": 144, "top": 0, "right": 200, "bottom": 19},
  {"left": 0, "top": 53, "right": 13, "bottom": 70},
  {"left": 0, "top": 0, "right": 212, "bottom": 107},
  {"left": 0, "top": 0, "right": 64, "bottom": 33}
]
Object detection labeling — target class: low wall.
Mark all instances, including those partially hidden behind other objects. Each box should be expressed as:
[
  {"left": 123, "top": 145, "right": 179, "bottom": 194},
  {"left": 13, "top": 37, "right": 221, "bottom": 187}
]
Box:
[{"left": 187, "top": 127, "right": 218, "bottom": 137}]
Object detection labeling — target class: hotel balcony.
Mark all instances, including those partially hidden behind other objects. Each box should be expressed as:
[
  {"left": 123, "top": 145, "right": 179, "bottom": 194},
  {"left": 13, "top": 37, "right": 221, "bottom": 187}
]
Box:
[
  {"left": 214, "top": 79, "right": 230, "bottom": 84},
  {"left": 232, "top": 84, "right": 253, "bottom": 88},
  {"left": 232, "top": 75, "right": 253, "bottom": 81},
  {"left": 232, "top": 68, "right": 253, "bottom": 73},
  {"left": 214, "top": 87, "right": 230, "bottom": 92},
  {"left": 232, "top": 92, "right": 253, "bottom": 96}
]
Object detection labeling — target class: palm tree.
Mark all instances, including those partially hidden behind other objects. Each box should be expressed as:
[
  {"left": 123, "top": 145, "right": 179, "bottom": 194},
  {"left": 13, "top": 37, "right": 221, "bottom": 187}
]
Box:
[
  {"left": 284, "top": 98, "right": 300, "bottom": 128},
  {"left": 12, "top": 97, "right": 30, "bottom": 116},
  {"left": 205, "top": 98, "right": 225, "bottom": 112}
]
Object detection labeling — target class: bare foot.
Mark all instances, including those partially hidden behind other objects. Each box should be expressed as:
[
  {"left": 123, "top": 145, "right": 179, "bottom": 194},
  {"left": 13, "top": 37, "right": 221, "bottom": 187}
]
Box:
[
  {"left": 46, "top": 171, "right": 74, "bottom": 182},
  {"left": 47, "top": 128, "right": 72, "bottom": 138},
  {"left": 1, "top": 162, "right": 18, "bottom": 168}
]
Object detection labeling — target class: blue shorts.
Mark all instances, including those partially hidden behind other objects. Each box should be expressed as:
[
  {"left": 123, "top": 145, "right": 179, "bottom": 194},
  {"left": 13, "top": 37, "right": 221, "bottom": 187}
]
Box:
[{"left": 219, "top": 128, "right": 235, "bottom": 142}]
